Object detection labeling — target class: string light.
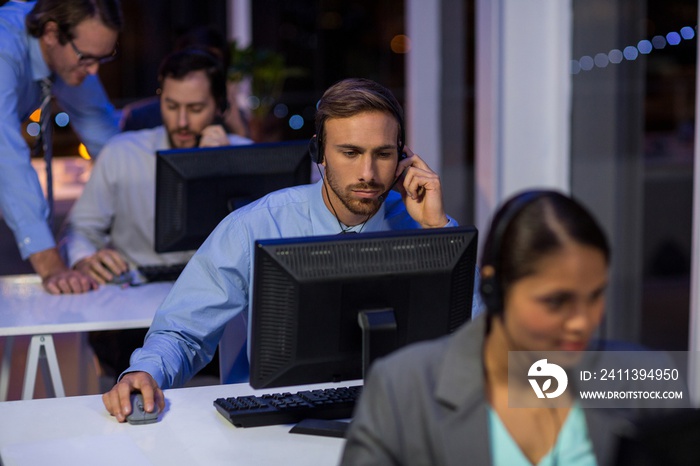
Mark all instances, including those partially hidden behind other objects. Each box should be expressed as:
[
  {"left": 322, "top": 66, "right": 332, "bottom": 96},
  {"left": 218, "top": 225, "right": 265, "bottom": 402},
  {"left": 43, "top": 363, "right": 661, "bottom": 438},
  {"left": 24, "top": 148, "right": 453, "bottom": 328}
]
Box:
[{"left": 571, "top": 25, "right": 697, "bottom": 75}]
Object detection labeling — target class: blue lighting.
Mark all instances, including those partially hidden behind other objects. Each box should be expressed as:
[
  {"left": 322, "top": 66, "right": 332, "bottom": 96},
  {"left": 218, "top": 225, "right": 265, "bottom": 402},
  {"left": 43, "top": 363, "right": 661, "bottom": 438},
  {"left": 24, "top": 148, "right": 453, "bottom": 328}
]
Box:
[
  {"left": 573, "top": 24, "right": 696, "bottom": 75},
  {"left": 579, "top": 56, "right": 594, "bottom": 71},
  {"left": 666, "top": 32, "right": 681, "bottom": 46},
  {"left": 594, "top": 53, "right": 609, "bottom": 68},
  {"left": 570, "top": 60, "right": 581, "bottom": 75},
  {"left": 637, "top": 40, "right": 653, "bottom": 54},
  {"left": 288, "top": 114, "right": 304, "bottom": 130},
  {"left": 273, "top": 103, "right": 289, "bottom": 119},
  {"left": 26, "top": 122, "right": 40, "bottom": 137},
  {"left": 247, "top": 95, "right": 260, "bottom": 110},
  {"left": 608, "top": 49, "right": 623, "bottom": 64},
  {"left": 651, "top": 35, "right": 666, "bottom": 49},
  {"left": 623, "top": 46, "right": 639, "bottom": 61},
  {"left": 55, "top": 112, "right": 69, "bottom": 127}
]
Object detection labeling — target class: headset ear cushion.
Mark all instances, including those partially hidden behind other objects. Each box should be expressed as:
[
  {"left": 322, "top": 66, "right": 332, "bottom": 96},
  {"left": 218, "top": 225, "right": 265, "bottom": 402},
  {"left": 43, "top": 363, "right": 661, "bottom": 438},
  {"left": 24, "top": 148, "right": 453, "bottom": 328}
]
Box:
[
  {"left": 480, "top": 275, "right": 502, "bottom": 315},
  {"left": 309, "top": 136, "right": 321, "bottom": 164}
]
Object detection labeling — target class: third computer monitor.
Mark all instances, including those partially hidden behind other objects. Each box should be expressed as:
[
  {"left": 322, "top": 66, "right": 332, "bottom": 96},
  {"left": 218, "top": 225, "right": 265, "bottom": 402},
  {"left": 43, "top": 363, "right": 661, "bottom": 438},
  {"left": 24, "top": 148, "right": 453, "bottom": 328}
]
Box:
[{"left": 155, "top": 140, "right": 311, "bottom": 253}]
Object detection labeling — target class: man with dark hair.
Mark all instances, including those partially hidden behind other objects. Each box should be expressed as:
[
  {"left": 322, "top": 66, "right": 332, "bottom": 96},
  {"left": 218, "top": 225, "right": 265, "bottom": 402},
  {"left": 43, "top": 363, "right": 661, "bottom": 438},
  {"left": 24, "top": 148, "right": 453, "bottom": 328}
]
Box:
[
  {"left": 120, "top": 25, "right": 250, "bottom": 138},
  {"left": 0, "top": 0, "right": 122, "bottom": 294},
  {"left": 60, "top": 48, "right": 251, "bottom": 383},
  {"left": 102, "top": 77, "right": 484, "bottom": 421}
]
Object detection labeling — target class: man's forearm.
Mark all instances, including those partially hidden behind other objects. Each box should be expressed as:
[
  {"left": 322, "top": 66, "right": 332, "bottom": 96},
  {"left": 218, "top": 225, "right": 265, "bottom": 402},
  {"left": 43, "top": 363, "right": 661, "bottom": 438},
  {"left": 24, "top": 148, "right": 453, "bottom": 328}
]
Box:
[{"left": 29, "top": 247, "right": 68, "bottom": 279}]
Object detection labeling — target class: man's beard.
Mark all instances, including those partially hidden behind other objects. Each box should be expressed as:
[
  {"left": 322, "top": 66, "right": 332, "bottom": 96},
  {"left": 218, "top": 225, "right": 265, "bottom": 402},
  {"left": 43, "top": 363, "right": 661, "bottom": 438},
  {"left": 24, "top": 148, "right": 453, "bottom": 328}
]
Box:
[
  {"left": 325, "top": 166, "right": 383, "bottom": 218},
  {"left": 167, "top": 128, "right": 200, "bottom": 149}
]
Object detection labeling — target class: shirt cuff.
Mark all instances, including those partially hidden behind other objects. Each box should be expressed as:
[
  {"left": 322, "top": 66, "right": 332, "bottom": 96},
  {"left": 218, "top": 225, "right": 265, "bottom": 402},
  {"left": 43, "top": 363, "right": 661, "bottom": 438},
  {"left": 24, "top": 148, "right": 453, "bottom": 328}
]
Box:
[
  {"left": 16, "top": 221, "right": 56, "bottom": 260},
  {"left": 444, "top": 217, "right": 458, "bottom": 228}
]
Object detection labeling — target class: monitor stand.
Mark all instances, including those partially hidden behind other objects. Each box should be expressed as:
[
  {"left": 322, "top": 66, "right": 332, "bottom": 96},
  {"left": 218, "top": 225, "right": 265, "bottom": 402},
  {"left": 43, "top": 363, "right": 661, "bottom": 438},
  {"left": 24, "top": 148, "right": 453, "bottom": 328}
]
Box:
[
  {"left": 358, "top": 308, "right": 398, "bottom": 378},
  {"left": 287, "top": 309, "right": 398, "bottom": 438},
  {"left": 289, "top": 418, "right": 351, "bottom": 438}
]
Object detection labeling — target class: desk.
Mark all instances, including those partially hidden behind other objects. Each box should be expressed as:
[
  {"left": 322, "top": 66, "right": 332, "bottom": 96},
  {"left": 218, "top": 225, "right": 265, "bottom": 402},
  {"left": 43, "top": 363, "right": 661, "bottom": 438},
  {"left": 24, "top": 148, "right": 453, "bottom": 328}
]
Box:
[
  {"left": 0, "top": 381, "right": 349, "bottom": 466},
  {"left": 0, "top": 275, "right": 172, "bottom": 400}
]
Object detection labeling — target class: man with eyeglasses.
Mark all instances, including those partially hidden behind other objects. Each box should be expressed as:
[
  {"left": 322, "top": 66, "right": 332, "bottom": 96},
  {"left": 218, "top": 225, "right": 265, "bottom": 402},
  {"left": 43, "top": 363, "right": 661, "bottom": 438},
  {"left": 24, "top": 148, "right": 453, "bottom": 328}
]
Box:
[{"left": 0, "top": 0, "right": 122, "bottom": 294}]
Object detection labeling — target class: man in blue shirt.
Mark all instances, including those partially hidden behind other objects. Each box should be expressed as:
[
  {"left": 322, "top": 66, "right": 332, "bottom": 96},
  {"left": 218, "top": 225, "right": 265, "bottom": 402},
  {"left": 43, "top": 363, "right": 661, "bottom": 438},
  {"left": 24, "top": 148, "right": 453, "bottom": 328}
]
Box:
[
  {"left": 102, "top": 78, "right": 484, "bottom": 421},
  {"left": 0, "top": 0, "right": 122, "bottom": 294}
]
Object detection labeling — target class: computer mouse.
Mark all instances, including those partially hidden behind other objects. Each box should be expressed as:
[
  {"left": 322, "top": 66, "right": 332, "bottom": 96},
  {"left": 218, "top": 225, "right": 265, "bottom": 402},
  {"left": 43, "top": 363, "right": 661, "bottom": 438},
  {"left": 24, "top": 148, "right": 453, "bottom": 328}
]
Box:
[
  {"left": 108, "top": 271, "right": 133, "bottom": 286},
  {"left": 126, "top": 392, "right": 160, "bottom": 425}
]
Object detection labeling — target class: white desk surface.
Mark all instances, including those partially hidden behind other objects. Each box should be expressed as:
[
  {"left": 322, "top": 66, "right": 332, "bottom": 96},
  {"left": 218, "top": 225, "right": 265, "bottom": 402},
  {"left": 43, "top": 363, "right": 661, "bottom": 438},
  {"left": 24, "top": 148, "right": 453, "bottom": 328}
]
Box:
[
  {"left": 0, "top": 275, "right": 173, "bottom": 336},
  {"left": 0, "top": 381, "right": 353, "bottom": 466}
]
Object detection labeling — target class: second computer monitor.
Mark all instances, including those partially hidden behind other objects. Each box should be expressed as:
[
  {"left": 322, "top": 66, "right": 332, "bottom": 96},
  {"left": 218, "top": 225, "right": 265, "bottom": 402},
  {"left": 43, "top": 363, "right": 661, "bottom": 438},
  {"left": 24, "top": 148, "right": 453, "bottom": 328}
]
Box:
[
  {"left": 249, "top": 226, "right": 478, "bottom": 389},
  {"left": 155, "top": 140, "right": 311, "bottom": 253}
]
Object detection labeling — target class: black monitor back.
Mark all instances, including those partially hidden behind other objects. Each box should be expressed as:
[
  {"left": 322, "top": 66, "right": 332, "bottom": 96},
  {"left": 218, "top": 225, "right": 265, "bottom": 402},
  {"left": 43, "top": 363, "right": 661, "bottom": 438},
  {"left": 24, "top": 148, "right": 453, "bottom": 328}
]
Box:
[
  {"left": 249, "top": 226, "right": 478, "bottom": 389},
  {"left": 155, "top": 140, "right": 311, "bottom": 253}
]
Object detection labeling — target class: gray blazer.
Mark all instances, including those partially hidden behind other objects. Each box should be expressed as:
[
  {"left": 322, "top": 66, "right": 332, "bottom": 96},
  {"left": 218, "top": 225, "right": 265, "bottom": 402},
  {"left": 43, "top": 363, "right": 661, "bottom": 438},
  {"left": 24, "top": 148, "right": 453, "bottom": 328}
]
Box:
[{"left": 340, "top": 315, "right": 661, "bottom": 466}]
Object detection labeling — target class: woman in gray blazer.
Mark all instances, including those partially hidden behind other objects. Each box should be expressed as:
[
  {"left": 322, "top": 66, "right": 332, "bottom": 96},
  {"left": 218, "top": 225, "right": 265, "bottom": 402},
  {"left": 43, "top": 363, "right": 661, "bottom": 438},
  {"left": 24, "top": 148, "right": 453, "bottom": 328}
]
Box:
[{"left": 341, "top": 189, "right": 686, "bottom": 466}]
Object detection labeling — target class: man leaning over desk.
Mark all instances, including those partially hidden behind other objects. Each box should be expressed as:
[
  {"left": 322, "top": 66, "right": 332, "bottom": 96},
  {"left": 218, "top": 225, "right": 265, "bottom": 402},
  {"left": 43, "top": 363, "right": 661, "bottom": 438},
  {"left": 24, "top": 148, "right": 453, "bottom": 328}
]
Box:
[
  {"left": 59, "top": 47, "right": 252, "bottom": 381},
  {"left": 101, "top": 77, "right": 484, "bottom": 422},
  {"left": 0, "top": 0, "right": 122, "bottom": 294}
]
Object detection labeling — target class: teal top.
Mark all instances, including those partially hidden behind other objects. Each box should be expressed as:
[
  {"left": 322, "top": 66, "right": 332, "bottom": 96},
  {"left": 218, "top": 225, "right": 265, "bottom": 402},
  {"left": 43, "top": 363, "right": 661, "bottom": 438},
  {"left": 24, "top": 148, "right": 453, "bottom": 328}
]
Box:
[{"left": 488, "top": 403, "right": 597, "bottom": 466}]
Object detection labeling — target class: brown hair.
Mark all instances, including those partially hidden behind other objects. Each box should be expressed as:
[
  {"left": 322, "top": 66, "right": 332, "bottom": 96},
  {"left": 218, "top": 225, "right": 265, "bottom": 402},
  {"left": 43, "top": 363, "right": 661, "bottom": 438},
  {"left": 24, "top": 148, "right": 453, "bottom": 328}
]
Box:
[
  {"left": 158, "top": 47, "right": 228, "bottom": 114},
  {"left": 314, "top": 78, "right": 405, "bottom": 159},
  {"left": 26, "top": 0, "right": 123, "bottom": 44}
]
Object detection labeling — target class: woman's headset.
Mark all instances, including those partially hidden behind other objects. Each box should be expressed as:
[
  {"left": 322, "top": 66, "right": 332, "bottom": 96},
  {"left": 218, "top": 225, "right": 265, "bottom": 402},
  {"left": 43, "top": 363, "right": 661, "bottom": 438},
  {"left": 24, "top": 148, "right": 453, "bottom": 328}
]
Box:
[{"left": 479, "top": 190, "right": 552, "bottom": 316}]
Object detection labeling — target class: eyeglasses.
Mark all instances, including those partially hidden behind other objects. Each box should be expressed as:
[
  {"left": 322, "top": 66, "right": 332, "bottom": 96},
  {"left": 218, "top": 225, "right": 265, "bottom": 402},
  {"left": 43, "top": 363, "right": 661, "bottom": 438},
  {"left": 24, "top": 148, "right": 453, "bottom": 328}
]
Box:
[{"left": 69, "top": 39, "right": 118, "bottom": 66}]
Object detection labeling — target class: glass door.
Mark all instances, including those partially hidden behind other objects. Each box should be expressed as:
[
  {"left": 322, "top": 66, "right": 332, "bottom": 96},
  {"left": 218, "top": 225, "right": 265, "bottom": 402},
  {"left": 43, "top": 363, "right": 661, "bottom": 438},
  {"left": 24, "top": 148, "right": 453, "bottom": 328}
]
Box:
[{"left": 571, "top": 0, "right": 696, "bottom": 351}]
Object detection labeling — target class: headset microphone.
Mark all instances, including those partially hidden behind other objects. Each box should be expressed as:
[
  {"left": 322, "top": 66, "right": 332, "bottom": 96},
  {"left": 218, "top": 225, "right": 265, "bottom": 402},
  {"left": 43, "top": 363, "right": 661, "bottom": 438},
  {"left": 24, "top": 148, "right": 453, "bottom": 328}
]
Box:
[
  {"left": 377, "top": 152, "right": 408, "bottom": 203},
  {"left": 377, "top": 167, "right": 406, "bottom": 203}
]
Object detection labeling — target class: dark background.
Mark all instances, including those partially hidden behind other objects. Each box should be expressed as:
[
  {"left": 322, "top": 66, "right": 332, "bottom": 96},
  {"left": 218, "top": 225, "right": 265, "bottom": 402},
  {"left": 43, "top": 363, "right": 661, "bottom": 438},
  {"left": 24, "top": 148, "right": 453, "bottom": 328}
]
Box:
[{"left": 49, "top": 0, "right": 406, "bottom": 153}]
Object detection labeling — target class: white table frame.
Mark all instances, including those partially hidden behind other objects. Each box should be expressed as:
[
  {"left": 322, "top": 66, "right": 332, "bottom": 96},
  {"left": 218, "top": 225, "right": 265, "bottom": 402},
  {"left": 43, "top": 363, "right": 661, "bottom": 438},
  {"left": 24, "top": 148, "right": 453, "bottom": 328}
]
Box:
[{"left": 0, "top": 275, "right": 172, "bottom": 400}]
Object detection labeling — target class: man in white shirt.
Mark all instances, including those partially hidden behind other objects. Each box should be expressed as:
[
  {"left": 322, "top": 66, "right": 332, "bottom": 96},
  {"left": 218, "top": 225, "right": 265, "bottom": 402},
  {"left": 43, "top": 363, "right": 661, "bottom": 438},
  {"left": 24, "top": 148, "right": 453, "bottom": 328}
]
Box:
[
  {"left": 60, "top": 48, "right": 251, "bottom": 380},
  {"left": 61, "top": 47, "right": 251, "bottom": 283}
]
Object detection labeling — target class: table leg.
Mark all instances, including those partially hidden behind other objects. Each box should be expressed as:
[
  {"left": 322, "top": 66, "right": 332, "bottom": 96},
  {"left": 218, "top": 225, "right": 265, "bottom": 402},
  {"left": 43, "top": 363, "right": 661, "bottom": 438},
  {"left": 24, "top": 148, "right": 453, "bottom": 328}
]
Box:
[
  {"left": 22, "top": 335, "right": 65, "bottom": 400},
  {"left": 0, "top": 336, "right": 15, "bottom": 401}
]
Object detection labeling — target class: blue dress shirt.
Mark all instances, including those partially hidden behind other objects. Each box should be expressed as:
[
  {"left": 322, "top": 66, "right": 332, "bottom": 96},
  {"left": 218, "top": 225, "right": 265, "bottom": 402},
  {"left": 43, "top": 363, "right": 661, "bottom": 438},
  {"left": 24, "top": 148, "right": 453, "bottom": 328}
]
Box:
[
  {"left": 128, "top": 180, "right": 485, "bottom": 389},
  {"left": 0, "top": 1, "right": 119, "bottom": 259}
]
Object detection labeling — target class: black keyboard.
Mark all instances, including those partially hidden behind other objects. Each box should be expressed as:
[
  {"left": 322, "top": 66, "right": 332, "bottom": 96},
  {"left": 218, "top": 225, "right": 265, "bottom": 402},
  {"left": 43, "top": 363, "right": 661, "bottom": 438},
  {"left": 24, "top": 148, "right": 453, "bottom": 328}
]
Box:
[
  {"left": 213, "top": 385, "right": 362, "bottom": 428},
  {"left": 137, "top": 263, "right": 187, "bottom": 282}
]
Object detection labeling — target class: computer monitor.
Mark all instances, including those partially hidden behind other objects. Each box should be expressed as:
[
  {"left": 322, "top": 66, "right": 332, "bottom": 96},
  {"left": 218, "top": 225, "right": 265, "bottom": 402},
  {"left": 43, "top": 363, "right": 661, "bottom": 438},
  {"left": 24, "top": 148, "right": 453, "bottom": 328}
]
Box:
[
  {"left": 155, "top": 140, "right": 311, "bottom": 253},
  {"left": 249, "top": 226, "right": 478, "bottom": 389}
]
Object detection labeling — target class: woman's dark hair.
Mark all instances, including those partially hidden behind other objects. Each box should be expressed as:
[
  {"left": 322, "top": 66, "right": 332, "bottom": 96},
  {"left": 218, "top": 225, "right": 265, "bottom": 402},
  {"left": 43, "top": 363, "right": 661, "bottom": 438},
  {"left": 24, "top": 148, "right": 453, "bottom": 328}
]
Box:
[
  {"left": 26, "top": 0, "right": 123, "bottom": 44},
  {"left": 157, "top": 47, "right": 228, "bottom": 114},
  {"left": 480, "top": 190, "right": 610, "bottom": 314}
]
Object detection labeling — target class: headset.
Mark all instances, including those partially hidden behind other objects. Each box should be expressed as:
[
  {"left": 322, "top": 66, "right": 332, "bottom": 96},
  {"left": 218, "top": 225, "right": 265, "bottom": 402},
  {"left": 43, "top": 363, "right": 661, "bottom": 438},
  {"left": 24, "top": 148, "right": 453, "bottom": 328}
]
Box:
[
  {"left": 308, "top": 87, "right": 407, "bottom": 166},
  {"left": 479, "top": 190, "right": 552, "bottom": 316}
]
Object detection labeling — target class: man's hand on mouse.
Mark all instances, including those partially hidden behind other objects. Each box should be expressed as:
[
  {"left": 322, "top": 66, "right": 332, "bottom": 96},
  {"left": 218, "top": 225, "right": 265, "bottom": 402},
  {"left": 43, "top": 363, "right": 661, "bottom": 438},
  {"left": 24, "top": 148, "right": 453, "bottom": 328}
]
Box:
[
  {"left": 74, "top": 249, "right": 129, "bottom": 285},
  {"left": 102, "top": 371, "right": 164, "bottom": 423}
]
